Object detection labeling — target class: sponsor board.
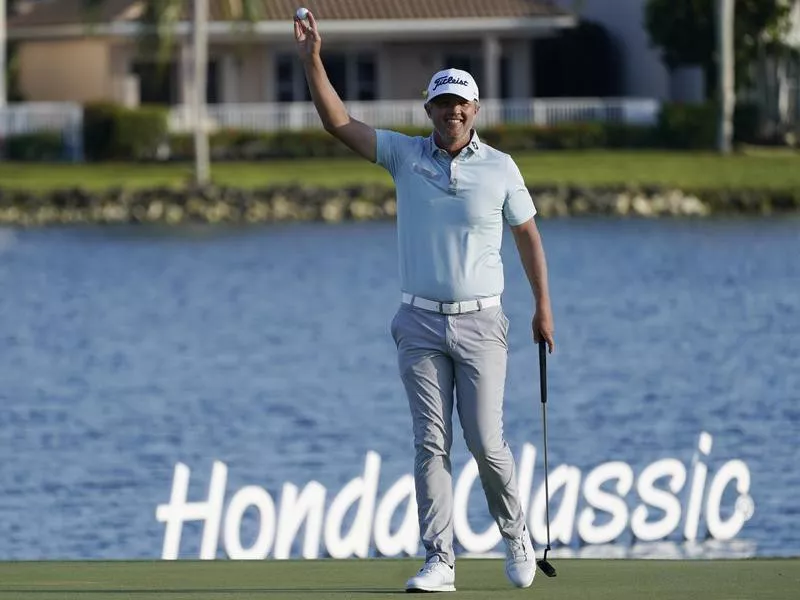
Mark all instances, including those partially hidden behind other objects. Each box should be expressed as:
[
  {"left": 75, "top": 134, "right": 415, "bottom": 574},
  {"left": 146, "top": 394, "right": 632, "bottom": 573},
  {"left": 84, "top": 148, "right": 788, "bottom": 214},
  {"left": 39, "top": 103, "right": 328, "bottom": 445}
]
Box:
[{"left": 156, "top": 432, "right": 754, "bottom": 559}]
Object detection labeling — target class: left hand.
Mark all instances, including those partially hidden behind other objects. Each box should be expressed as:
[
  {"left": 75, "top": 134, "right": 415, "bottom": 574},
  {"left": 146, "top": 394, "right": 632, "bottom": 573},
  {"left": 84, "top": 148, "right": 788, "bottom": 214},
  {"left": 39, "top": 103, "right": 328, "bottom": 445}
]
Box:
[{"left": 533, "top": 305, "right": 555, "bottom": 353}]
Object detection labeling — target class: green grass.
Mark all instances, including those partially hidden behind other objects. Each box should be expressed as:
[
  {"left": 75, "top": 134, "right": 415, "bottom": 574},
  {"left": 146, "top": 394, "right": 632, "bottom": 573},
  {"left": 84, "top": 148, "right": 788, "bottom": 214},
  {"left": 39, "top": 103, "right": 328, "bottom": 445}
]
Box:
[
  {"left": 0, "top": 559, "right": 797, "bottom": 600},
  {"left": 1, "top": 150, "right": 799, "bottom": 192}
]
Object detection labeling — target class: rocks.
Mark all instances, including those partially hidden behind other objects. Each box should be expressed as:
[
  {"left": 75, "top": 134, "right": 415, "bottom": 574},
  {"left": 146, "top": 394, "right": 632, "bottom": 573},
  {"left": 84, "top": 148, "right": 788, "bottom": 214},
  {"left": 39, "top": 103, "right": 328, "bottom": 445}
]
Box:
[{"left": 0, "top": 184, "right": 795, "bottom": 227}]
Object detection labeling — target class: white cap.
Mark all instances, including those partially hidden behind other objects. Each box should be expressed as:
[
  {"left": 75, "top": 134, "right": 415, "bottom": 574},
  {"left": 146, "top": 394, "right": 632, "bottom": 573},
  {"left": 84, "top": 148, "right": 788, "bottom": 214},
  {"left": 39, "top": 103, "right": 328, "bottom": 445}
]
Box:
[{"left": 425, "top": 68, "right": 480, "bottom": 103}]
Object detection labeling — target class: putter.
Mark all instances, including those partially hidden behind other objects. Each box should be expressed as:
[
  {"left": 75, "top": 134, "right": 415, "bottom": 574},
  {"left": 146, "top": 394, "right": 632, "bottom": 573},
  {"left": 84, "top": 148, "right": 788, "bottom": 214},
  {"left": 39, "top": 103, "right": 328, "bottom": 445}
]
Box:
[{"left": 536, "top": 341, "right": 557, "bottom": 577}]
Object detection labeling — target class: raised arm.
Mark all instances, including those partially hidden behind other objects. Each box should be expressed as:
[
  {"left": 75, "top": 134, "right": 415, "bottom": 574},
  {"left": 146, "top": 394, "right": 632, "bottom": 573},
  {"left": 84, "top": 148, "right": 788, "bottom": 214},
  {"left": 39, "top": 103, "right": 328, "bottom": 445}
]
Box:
[{"left": 294, "top": 11, "right": 377, "bottom": 162}]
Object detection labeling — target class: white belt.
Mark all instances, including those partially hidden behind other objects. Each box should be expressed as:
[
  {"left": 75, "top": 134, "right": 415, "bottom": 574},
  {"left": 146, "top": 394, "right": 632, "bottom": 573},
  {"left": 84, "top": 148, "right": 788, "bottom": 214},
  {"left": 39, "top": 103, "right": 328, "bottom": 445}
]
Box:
[{"left": 401, "top": 293, "right": 501, "bottom": 315}]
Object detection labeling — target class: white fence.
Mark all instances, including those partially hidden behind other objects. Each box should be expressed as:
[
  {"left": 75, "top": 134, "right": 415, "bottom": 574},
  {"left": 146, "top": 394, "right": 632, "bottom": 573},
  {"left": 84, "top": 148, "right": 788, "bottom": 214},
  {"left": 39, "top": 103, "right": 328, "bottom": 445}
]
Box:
[
  {"left": 169, "top": 98, "right": 662, "bottom": 133},
  {"left": 0, "top": 98, "right": 661, "bottom": 160},
  {"left": 0, "top": 102, "right": 84, "bottom": 160}
]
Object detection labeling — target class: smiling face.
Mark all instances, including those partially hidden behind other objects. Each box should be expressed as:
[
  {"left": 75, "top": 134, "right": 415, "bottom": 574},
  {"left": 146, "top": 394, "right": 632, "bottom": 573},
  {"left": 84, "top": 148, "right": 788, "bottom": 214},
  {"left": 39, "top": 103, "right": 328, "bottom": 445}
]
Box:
[{"left": 425, "top": 94, "right": 480, "bottom": 151}]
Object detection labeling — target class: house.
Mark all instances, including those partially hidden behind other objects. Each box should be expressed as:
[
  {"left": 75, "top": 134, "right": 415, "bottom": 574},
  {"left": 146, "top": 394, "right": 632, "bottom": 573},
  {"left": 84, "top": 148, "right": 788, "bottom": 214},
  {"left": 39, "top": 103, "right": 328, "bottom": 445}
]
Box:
[
  {"left": 553, "top": 0, "right": 800, "bottom": 126},
  {"left": 8, "top": 0, "right": 578, "bottom": 107},
  {"left": 552, "top": 0, "right": 703, "bottom": 102}
]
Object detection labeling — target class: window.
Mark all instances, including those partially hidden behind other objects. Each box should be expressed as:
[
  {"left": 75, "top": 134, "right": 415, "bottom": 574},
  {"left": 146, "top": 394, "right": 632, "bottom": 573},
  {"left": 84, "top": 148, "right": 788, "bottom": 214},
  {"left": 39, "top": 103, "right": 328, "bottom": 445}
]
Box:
[
  {"left": 356, "top": 55, "right": 377, "bottom": 100},
  {"left": 500, "top": 56, "right": 512, "bottom": 99},
  {"left": 323, "top": 53, "right": 348, "bottom": 100},
  {"left": 133, "top": 60, "right": 217, "bottom": 105},
  {"left": 206, "top": 61, "right": 219, "bottom": 104},
  {"left": 274, "top": 51, "right": 377, "bottom": 102},
  {"left": 444, "top": 54, "right": 474, "bottom": 73},
  {"left": 132, "top": 61, "right": 178, "bottom": 104},
  {"left": 443, "top": 54, "right": 482, "bottom": 90},
  {"left": 275, "top": 54, "right": 295, "bottom": 102}
]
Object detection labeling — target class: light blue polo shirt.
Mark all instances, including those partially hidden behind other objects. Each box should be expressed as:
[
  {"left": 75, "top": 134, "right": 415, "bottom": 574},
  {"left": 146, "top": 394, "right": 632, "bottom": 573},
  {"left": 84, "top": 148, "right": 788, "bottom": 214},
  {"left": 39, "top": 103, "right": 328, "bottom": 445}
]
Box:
[{"left": 376, "top": 130, "right": 536, "bottom": 302}]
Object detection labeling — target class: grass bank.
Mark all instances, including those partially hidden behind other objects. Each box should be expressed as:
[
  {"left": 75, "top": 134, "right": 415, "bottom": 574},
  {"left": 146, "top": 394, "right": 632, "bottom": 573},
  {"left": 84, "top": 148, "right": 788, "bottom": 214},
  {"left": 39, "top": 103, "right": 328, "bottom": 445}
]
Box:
[
  {"left": 1, "top": 150, "right": 799, "bottom": 192},
  {"left": 0, "top": 558, "right": 797, "bottom": 600}
]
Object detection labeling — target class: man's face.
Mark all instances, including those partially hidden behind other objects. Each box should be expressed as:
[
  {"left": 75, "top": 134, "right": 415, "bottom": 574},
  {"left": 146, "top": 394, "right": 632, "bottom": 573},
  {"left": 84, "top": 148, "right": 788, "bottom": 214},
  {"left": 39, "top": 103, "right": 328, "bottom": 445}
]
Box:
[{"left": 426, "top": 94, "right": 479, "bottom": 144}]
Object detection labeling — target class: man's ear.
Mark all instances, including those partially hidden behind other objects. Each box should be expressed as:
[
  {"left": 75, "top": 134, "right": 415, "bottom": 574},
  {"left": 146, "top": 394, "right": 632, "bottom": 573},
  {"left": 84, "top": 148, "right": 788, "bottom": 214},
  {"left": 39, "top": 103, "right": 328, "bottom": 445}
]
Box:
[
  {"left": 474, "top": 101, "right": 480, "bottom": 114},
  {"left": 424, "top": 103, "right": 432, "bottom": 119}
]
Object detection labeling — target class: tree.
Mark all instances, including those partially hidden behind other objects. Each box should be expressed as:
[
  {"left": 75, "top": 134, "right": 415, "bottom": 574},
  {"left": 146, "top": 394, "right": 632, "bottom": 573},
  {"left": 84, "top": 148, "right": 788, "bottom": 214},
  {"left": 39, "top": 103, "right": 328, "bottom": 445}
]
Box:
[
  {"left": 717, "top": 0, "right": 735, "bottom": 154},
  {"left": 644, "top": 0, "right": 793, "bottom": 95},
  {"left": 87, "top": 0, "right": 262, "bottom": 185},
  {"left": 1, "top": 0, "right": 7, "bottom": 109}
]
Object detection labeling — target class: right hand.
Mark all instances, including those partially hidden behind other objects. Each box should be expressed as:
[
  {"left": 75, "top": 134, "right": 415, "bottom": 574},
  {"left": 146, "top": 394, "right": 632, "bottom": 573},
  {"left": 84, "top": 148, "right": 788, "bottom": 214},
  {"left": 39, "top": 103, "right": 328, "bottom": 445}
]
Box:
[{"left": 294, "top": 10, "right": 321, "bottom": 62}]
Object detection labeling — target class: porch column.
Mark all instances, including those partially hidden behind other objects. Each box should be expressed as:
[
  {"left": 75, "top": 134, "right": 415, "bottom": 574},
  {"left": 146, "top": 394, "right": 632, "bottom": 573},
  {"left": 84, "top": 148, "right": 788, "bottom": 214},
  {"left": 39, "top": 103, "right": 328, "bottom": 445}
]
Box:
[
  {"left": 221, "top": 54, "right": 240, "bottom": 103},
  {"left": 179, "top": 42, "right": 193, "bottom": 105},
  {"left": 778, "top": 57, "right": 790, "bottom": 125},
  {"left": 482, "top": 35, "right": 501, "bottom": 99},
  {"left": 509, "top": 39, "right": 532, "bottom": 98}
]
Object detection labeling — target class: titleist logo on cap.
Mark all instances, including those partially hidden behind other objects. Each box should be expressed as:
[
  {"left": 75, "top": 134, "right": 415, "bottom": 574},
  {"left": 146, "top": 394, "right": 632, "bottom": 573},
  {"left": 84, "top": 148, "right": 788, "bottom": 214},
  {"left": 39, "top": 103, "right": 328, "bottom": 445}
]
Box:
[{"left": 433, "top": 75, "right": 470, "bottom": 91}]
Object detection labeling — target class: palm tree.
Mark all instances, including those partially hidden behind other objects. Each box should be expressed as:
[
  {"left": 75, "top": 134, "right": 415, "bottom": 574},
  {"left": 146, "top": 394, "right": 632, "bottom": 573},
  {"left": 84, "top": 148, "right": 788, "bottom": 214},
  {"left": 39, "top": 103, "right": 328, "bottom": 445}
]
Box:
[
  {"left": 89, "top": 0, "right": 262, "bottom": 185},
  {"left": 716, "top": 0, "right": 735, "bottom": 155},
  {"left": 1, "top": 0, "right": 7, "bottom": 111}
]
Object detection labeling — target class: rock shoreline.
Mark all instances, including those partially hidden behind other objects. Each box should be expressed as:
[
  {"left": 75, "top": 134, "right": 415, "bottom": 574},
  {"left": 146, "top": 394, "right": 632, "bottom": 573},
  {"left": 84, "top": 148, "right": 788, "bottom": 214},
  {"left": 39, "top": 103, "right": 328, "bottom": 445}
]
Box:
[{"left": 0, "top": 185, "right": 798, "bottom": 226}]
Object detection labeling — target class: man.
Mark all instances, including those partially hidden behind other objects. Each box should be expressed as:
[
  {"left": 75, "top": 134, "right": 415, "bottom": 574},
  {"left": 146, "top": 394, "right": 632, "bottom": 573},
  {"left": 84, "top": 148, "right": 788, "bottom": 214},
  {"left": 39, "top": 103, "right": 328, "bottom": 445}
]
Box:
[{"left": 295, "top": 11, "right": 555, "bottom": 592}]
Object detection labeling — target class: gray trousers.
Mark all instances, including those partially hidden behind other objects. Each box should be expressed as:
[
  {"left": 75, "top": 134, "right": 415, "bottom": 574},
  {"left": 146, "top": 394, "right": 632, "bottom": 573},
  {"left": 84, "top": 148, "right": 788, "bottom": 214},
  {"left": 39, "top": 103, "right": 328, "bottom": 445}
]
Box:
[{"left": 390, "top": 303, "right": 525, "bottom": 565}]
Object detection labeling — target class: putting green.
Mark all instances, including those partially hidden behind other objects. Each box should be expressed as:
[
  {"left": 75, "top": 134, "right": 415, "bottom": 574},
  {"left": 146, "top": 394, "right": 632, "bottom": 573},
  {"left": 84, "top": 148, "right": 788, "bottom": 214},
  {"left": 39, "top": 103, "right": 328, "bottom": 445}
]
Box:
[{"left": 0, "top": 558, "right": 797, "bottom": 599}]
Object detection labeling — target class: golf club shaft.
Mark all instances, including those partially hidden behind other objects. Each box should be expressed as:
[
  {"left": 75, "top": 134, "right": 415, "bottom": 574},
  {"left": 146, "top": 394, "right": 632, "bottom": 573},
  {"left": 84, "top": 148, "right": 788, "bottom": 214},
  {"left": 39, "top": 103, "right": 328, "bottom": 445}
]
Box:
[{"left": 539, "top": 342, "right": 552, "bottom": 555}]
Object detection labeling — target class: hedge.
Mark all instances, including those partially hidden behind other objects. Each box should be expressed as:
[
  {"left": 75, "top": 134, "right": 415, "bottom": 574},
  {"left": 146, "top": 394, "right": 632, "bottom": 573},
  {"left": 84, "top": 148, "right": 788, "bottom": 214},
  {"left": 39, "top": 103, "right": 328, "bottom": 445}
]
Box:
[
  {"left": 0, "top": 100, "right": 773, "bottom": 161},
  {"left": 5, "top": 132, "right": 65, "bottom": 161},
  {"left": 83, "top": 102, "right": 168, "bottom": 161}
]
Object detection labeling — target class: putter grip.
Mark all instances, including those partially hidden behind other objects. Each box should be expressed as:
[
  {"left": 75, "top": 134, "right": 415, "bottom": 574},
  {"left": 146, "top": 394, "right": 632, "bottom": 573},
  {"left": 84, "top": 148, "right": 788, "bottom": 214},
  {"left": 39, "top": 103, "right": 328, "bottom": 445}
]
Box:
[{"left": 538, "top": 341, "right": 547, "bottom": 405}]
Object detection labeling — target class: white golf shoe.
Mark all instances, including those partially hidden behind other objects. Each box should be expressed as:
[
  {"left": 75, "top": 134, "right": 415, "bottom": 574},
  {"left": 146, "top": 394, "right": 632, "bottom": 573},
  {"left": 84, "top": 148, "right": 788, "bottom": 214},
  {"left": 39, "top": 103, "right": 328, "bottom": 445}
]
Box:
[
  {"left": 504, "top": 526, "right": 536, "bottom": 588},
  {"left": 405, "top": 556, "right": 456, "bottom": 592}
]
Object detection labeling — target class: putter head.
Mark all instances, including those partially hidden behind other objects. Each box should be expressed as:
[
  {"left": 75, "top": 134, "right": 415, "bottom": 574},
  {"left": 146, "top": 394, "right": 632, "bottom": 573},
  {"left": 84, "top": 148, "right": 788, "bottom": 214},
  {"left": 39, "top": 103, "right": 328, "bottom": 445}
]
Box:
[{"left": 537, "top": 558, "right": 557, "bottom": 577}]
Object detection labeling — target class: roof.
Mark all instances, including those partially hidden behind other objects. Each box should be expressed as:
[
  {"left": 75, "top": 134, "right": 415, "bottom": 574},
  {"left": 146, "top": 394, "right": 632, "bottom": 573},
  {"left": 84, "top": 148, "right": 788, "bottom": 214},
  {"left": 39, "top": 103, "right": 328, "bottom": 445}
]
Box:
[{"left": 10, "top": 0, "right": 571, "bottom": 28}]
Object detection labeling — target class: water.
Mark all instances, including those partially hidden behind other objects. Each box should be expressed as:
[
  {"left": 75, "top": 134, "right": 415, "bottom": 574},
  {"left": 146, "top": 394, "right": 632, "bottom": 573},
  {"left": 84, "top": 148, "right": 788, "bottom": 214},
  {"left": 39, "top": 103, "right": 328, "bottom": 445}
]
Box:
[{"left": 0, "top": 218, "right": 798, "bottom": 560}]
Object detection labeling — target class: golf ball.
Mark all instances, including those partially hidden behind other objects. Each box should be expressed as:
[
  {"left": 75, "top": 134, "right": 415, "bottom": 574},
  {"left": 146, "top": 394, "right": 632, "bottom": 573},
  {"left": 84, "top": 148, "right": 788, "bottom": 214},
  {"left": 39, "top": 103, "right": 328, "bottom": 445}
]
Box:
[{"left": 296, "top": 7, "right": 309, "bottom": 20}]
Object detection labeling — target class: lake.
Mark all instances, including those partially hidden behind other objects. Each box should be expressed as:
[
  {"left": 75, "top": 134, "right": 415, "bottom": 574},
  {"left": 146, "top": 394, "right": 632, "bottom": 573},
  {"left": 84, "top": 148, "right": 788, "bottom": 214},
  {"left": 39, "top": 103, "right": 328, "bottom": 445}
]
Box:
[{"left": 0, "top": 217, "right": 798, "bottom": 559}]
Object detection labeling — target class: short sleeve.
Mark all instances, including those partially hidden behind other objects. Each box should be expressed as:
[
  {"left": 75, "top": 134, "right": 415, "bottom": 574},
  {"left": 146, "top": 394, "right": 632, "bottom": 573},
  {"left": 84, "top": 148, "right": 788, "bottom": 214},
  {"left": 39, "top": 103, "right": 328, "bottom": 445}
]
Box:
[
  {"left": 502, "top": 156, "right": 536, "bottom": 226},
  {"left": 376, "top": 129, "right": 413, "bottom": 177}
]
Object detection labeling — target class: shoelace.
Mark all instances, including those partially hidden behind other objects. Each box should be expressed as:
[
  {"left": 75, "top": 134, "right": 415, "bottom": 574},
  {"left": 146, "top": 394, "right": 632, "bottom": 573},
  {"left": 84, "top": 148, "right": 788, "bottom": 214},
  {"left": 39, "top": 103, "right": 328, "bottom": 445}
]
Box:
[{"left": 507, "top": 537, "right": 528, "bottom": 562}]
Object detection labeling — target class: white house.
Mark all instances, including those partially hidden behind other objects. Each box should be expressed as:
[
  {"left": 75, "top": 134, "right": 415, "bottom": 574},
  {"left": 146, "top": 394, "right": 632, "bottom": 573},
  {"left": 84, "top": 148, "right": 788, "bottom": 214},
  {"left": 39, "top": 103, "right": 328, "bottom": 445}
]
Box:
[{"left": 8, "top": 0, "right": 577, "bottom": 105}]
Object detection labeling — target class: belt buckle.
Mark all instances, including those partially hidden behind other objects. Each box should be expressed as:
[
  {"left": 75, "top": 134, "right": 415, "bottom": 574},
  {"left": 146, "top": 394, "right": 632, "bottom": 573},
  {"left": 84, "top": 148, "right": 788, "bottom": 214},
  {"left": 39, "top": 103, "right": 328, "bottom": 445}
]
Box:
[{"left": 440, "top": 302, "right": 460, "bottom": 315}]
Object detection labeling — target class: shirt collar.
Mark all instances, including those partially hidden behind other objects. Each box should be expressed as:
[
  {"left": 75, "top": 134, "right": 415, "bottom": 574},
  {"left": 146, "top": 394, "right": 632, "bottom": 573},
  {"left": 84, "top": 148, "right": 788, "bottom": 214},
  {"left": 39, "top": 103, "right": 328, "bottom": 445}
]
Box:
[{"left": 427, "top": 130, "right": 482, "bottom": 158}]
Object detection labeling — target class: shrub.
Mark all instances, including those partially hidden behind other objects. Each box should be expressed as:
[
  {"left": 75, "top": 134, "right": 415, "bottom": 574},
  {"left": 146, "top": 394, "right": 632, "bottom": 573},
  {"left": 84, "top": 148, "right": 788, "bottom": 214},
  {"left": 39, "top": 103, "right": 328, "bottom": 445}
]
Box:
[
  {"left": 83, "top": 103, "right": 168, "bottom": 161},
  {"left": 5, "top": 132, "right": 64, "bottom": 161},
  {"left": 535, "top": 123, "right": 608, "bottom": 149},
  {"left": 604, "top": 123, "right": 659, "bottom": 148},
  {"left": 114, "top": 105, "right": 169, "bottom": 160},
  {"left": 83, "top": 102, "right": 121, "bottom": 161},
  {"left": 657, "top": 102, "right": 718, "bottom": 149},
  {"left": 733, "top": 102, "right": 761, "bottom": 144},
  {"left": 167, "top": 122, "right": 661, "bottom": 160}
]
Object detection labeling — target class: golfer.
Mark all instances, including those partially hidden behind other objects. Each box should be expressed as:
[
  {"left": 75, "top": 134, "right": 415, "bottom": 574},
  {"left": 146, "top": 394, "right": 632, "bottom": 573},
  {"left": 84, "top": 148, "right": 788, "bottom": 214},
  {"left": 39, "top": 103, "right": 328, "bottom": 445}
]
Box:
[{"left": 295, "top": 11, "right": 555, "bottom": 592}]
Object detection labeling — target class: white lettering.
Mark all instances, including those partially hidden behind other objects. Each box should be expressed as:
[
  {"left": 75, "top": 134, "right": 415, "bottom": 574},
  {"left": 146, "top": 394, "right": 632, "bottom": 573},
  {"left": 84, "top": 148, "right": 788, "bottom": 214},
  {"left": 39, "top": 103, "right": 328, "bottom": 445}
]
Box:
[
  {"left": 684, "top": 432, "right": 713, "bottom": 541},
  {"left": 530, "top": 464, "right": 582, "bottom": 546},
  {"left": 516, "top": 444, "right": 536, "bottom": 517},
  {"left": 578, "top": 462, "right": 634, "bottom": 544},
  {"left": 156, "top": 461, "right": 226, "bottom": 560},
  {"left": 274, "top": 481, "right": 326, "bottom": 559},
  {"left": 223, "top": 486, "right": 276, "bottom": 559},
  {"left": 156, "top": 434, "right": 755, "bottom": 560},
  {"left": 323, "top": 451, "right": 381, "bottom": 558},
  {"left": 373, "top": 474, "right": 419, "bottom": 557},
  {"left": 631, "top": 459, "right": 686, "bottom": 541},
  {"left": 705, "top": 460, "right": 752, "bottom": 540}
]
